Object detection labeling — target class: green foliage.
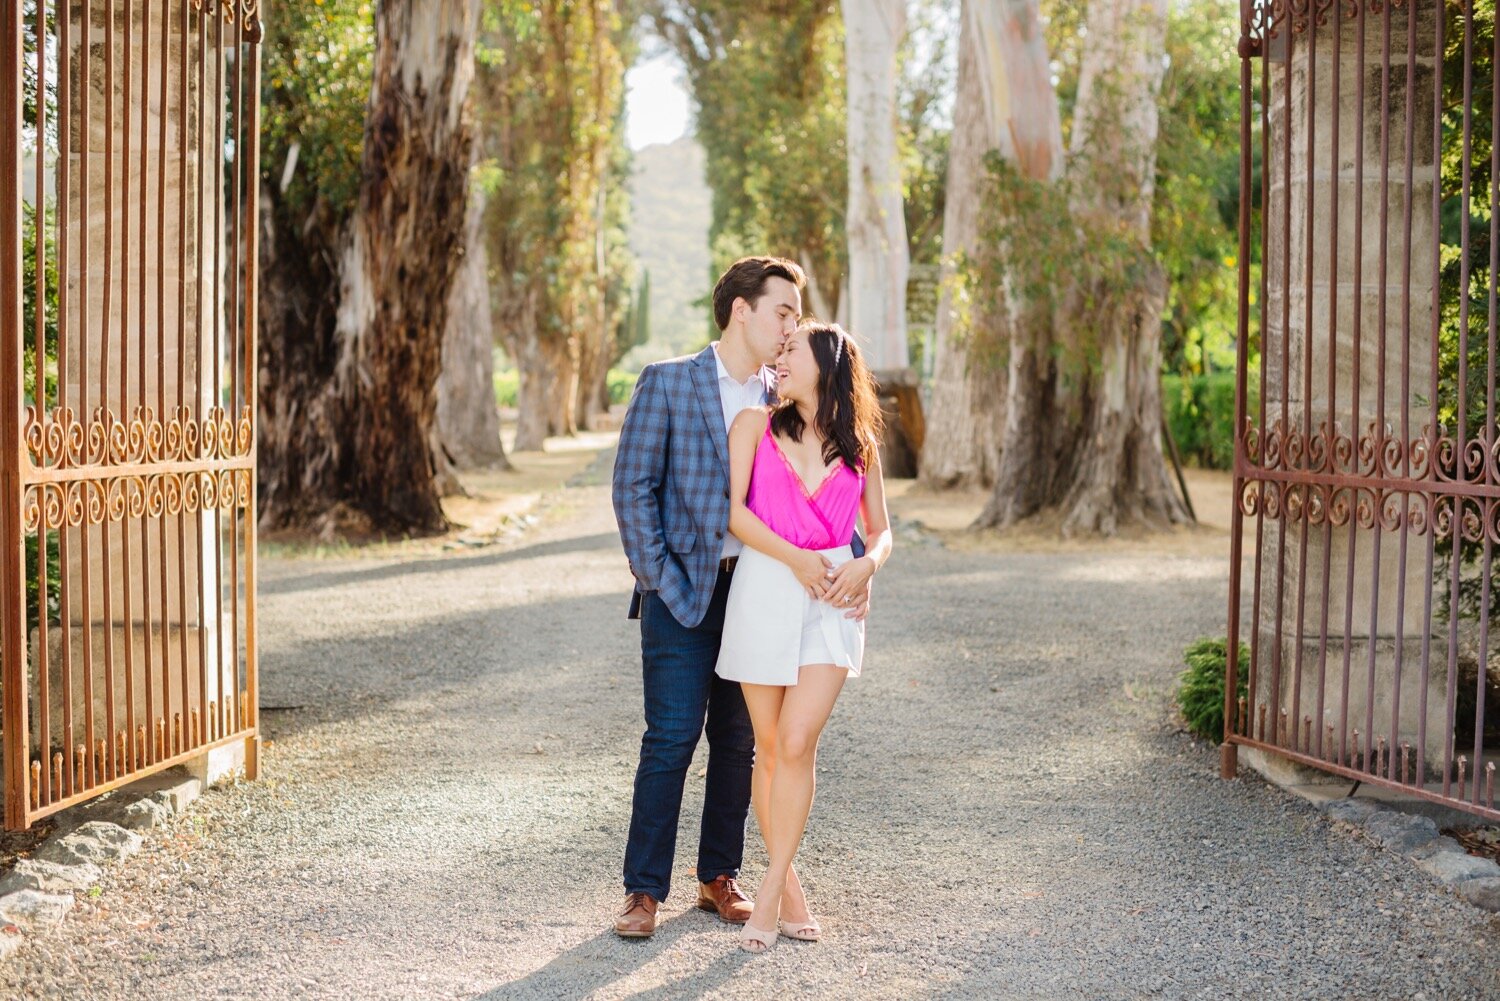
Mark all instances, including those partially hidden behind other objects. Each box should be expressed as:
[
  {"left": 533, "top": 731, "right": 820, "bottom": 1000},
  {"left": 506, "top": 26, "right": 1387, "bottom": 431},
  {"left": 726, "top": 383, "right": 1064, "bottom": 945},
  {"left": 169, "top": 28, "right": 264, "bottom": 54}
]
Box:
[
  {"left": 1162, "top": 370, "right": 1258, "bottom": 470},
  {"left": 26, "top": 532, "right": 61, "bottom": 633},
  {"left": 259, "top": 1, "right": 374, "bottom": 223},
  {"left": 21, "top": 0, "right": 58, "bottom": 152},
  {"left": 606, "top": 369, "right": 639, "bottom": 406},
  {"left": 966, "top": 153, "right": 1158, "bottom": 374},
  {"left": 620, "top": 270, "right": 651, "bottom": 359},
  {"left": 649, "top": 1, "right": 848, "bottom": 316},
  {"left": 20, "top": 201, "right": 59, "bottom": 408},
  {"left": 1153, "top": 0, "right": 1257, "bottom": 378},
  {"left": 494, "top": 368, "right": 635, "bottom": 408},
  {"left": 960, "top": 0, "right": 1254, "bottom": 393},
  {"left": 899, "top": 0, "right": 955, "bottom": 267},
  {"left": 494, "top": 369, "right": 519, "bottom": 408},
  {"left": 1177, "top": 637, "right": 1248, "bottom": 743},
  {"left": 1432, "top": 2, "right": 1498, "bottom": 619},
  {"left": 479, "top": 0, "right": 635, "bottom": 368}
]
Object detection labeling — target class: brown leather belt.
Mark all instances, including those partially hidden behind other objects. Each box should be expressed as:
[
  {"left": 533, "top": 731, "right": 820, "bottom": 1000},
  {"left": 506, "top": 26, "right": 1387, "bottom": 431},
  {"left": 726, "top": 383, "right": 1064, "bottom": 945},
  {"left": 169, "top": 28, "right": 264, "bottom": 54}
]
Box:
[{"left": 719, "top": 556, "right": 738, "bottom": 574}]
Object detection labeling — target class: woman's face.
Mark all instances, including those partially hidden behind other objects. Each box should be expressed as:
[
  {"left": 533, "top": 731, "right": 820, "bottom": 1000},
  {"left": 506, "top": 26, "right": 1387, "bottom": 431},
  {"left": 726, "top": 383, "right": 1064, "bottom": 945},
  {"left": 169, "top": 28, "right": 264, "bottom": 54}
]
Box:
[{"left": 775, "top": 330, "right": 821, "bottom": 404}]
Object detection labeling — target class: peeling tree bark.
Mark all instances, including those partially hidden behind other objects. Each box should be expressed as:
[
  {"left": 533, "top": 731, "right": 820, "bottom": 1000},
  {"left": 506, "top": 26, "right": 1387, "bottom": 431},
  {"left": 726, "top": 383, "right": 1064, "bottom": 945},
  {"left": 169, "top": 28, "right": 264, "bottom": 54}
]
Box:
[
  {"left": 435, "top": 177, "right": 510, "bottom": 489},
  {"left": 842, "top": 0, "right": 909, "bottom": 371},
  {"left": 920, "top": 0, "right": 1060, "bottom": 490},
  {"left": 258, "top": 0, "right": 480, "bottom": 536},
  {"left": 976, "top": 0, "right": 1187, "bottom": 537},
  {"left": 1053, "top": 0, "right": 1183, "bottom": 536}
]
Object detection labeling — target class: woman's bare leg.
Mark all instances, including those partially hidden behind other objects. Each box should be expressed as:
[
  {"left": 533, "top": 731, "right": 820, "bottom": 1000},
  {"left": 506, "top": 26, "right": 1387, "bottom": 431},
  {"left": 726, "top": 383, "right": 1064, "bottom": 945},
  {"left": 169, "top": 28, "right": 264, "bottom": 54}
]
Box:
[
  {"left": 739, "top": 683, "right": 813, "bottom": 925},
  {"left": 740, "top": 681, "right": 784, "bottom": 871},
  {"left": 743, "top": 665, "right": 846, "bottom": 939}
]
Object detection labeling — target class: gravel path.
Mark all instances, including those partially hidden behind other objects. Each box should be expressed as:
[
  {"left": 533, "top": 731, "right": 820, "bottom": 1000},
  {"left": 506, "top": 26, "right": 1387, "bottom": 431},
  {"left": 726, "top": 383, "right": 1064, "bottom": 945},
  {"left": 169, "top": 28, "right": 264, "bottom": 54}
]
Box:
[{"left": 3, "top": 455, "right": 1497, "bottom": 1000}]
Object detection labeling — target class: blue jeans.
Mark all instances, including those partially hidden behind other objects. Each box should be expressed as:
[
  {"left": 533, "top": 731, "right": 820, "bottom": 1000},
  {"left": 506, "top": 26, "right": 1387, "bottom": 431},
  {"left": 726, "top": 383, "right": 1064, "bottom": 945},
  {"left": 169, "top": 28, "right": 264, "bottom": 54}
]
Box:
[{"left": 623, "top": 570, "right": 754, "bottom": 901}]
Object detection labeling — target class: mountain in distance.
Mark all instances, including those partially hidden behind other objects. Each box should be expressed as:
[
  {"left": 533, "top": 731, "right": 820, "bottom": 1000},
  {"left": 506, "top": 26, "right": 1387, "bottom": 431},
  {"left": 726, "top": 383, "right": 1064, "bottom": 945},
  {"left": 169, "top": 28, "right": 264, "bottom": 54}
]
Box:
[{"left": 624, "top": 136, "right": 713, "bottom": 370}]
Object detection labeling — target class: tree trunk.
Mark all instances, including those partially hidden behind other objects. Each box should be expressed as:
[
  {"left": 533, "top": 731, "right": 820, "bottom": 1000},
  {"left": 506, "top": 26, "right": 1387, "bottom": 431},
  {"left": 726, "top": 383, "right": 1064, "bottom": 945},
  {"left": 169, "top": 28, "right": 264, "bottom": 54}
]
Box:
[
  {"left": 977, "top": 0, "right": 1186, "bottom": 537},
  {"left": 575, "top": 294, "right": 610, "bottom": 431},
  {"left": 800, "top": 249, "right": 840, "bottom": 325},
  {"left": 1053, "top": 0, "right": 1183, "bottom": 536},
  {"left": 258, "top": 0, "right": 479, "bottom": 536},
  {"left": 512, "top": 325, "right": 577, "bottom": 451},
  {"left": 435, "top": 179, "right": 509, "bottom": 485},
  {"left": 842, "top": 0, "right": 909, "bottom": 371},
  {"left": 921, "top": 0, "right": 1061, "bottom": 491}
]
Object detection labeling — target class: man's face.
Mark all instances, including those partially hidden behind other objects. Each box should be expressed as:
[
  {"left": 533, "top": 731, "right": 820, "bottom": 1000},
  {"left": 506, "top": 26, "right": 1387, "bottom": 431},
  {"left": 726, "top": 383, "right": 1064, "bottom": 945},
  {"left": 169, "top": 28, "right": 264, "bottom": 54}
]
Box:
[{"left": 737, "top": 276, "right": 802, "bottom": 366}]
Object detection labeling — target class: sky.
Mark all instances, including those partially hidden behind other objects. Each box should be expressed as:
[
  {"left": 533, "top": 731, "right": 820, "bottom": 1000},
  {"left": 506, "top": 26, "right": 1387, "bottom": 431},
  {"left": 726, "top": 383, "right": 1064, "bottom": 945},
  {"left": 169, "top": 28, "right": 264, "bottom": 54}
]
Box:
[{"left": 625, "top": 52, "right": 692, "bottom": 150}]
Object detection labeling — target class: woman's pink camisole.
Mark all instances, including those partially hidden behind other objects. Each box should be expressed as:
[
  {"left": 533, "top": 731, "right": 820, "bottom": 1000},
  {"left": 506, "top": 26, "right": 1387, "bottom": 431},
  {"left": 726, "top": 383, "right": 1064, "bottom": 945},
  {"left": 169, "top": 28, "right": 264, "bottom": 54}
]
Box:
[{"left": 745, "top": 423, "right": 864, "bottom": 551}]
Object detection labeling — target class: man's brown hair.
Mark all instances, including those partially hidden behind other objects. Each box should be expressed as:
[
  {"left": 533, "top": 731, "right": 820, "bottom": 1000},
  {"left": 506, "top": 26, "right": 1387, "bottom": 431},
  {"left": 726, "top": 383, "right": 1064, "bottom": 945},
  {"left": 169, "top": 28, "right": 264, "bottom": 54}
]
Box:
[{"left": 711, "top": 256, "right": 807, "bottom": 331}]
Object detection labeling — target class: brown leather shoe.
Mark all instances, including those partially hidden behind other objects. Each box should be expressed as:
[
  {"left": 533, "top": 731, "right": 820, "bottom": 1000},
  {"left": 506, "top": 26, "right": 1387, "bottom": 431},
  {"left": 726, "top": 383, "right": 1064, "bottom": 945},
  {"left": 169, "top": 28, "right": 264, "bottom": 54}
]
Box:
[
  {"left": 696, "top": 875, "right": 753, "bottom": 923},
  {"left": 615, "top": 892, "right": 659, "bottom": 938}
]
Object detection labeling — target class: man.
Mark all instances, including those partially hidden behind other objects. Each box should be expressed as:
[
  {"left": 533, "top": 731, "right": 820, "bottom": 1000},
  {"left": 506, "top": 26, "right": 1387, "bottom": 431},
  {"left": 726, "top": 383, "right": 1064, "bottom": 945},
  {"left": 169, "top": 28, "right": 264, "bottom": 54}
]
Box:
[{"left": 610, "top": 257, "right": 868, "bottom": 938}]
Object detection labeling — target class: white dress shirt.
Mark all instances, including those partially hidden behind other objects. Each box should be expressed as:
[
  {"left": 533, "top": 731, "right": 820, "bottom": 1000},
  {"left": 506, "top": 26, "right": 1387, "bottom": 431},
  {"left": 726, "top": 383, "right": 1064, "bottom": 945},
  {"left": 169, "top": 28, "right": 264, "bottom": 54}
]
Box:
[{"left": 712, "top": 342, "right": 771, "bottom": 560}]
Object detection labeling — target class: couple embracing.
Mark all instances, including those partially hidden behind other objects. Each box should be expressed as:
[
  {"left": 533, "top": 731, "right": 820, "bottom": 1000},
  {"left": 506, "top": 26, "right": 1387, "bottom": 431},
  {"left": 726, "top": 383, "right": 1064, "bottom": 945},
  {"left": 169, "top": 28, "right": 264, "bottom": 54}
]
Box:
[{"left": 610, "top": 256, "right": 894, "bottom": 952}]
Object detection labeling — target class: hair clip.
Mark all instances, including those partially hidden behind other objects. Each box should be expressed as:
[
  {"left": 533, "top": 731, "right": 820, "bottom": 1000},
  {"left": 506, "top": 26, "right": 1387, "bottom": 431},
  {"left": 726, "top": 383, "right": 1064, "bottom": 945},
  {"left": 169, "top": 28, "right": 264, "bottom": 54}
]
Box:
[{"left": 829, "top": 325, "right": 849, "bottom": 366}]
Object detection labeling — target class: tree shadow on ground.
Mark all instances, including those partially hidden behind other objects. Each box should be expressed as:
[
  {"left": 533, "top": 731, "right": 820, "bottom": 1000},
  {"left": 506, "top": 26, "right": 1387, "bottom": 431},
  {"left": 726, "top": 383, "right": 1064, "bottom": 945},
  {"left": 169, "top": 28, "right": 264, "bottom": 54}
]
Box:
[
  {"left": 256, "top": 585, "right": 631, "bottom": 743},
  {"left": 476, "top": 918, "right": 753, "bottom": 1000},
  {"left": 259, "top": 532, "right": 624, "bottom": 597}
]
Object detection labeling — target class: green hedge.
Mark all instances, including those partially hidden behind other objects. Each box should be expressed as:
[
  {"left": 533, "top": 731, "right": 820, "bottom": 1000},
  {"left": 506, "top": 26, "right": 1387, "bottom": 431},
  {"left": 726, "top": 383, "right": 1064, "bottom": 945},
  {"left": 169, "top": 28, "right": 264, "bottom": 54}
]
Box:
[
  {"left": 1162, "top": 370, "right": 1257, "bottom": 470},
  {"left": 492, "top": 369, "right": 638, "bottom": 410}
]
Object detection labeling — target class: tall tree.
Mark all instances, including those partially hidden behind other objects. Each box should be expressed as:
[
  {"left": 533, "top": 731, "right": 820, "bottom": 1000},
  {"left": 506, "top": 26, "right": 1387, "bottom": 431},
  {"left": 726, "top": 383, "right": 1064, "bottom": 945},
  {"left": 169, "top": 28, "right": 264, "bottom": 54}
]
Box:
[
  {"left": 478, "top": 0, "right": 630, "bottom": 451},
  {"left": 648, "top": 1, "right": 847, "bottom": 324},
  {"left": 976, "top": 0, "right": 1186, "bottom": 534},
  {"left": 919, "top": 0, "right": 1060, "bottom": 489},
  {"left": 435, "top": 168, "right": 510, "bottom": 487},
  {"left": 259, "top": 0, "right": 480, "bottom": 535},
  {"left": 843, "top": 0, "right": 909, "bottom": 370}
]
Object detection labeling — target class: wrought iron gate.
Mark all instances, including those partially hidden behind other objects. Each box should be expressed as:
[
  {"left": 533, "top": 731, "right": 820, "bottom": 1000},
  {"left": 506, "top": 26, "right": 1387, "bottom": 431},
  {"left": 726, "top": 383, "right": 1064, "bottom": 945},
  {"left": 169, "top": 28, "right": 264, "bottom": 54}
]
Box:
[
  {"left": 1, "top": 0, "right": 262, "bottom": 829},
  {"left": 1227, "top": 0, "right": 1499, "bottom": 822}
]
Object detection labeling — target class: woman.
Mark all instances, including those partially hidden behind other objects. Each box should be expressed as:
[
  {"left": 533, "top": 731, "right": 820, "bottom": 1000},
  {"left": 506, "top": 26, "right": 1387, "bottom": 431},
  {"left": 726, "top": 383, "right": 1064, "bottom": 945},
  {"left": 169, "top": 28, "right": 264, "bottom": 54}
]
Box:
[{"left": 715, "top": 322, "right": 893, "bottom": 952}]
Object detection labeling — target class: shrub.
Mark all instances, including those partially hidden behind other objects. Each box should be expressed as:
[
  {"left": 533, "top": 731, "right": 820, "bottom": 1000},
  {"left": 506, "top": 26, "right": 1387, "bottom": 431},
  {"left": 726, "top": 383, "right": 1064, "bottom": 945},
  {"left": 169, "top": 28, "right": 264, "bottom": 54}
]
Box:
[
  {"left": 1161, "top": 370, "right": 1258, "bottom": 470},
  {"left": 1177, "top": 637, "right": 1249, "bottom": 742},
  {"left": 493, "top": 369, "right": 519, "bottom": 408},
  {"left": 606, "top": 369, "right": 638, "bottom": 406}
]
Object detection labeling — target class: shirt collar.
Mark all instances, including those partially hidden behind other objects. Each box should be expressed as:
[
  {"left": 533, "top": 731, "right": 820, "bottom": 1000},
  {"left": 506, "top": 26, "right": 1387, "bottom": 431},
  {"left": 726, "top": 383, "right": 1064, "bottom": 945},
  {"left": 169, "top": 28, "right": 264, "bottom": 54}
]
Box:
[{"left": 712, "top": 342, "right": 768, "bottom": 392}]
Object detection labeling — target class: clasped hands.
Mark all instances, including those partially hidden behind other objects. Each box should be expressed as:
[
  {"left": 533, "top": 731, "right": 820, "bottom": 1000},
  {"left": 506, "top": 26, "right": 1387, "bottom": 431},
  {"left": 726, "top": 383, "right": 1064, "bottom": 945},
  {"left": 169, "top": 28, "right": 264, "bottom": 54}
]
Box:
[{"left": 790, "top": 550, "right": 876, "bottom": 620}]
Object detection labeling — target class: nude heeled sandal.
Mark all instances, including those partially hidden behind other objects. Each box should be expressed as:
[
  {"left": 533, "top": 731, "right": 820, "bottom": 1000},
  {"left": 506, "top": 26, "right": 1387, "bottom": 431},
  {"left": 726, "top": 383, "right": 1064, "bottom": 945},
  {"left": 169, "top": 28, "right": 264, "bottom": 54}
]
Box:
[
  {"left": 778, "top": 918, "right": 822, "bottom": 942},
  {"left": 739, "top": 921, "right": 779, "bottom": 953}
]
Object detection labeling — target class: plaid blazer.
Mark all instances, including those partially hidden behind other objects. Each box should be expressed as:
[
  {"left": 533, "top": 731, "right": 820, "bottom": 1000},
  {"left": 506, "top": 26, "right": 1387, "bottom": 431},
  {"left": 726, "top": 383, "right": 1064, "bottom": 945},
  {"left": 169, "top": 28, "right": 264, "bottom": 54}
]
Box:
[{"left": 612, "top": 345, "right": 759, "bottom": 628}]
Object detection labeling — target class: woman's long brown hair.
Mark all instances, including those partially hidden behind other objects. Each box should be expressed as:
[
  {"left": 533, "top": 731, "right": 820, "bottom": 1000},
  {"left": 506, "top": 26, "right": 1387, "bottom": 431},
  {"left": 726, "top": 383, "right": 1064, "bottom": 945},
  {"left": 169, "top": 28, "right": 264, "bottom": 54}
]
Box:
[{"left": 770, "top": 322, "right": 883, "bottom": 471}]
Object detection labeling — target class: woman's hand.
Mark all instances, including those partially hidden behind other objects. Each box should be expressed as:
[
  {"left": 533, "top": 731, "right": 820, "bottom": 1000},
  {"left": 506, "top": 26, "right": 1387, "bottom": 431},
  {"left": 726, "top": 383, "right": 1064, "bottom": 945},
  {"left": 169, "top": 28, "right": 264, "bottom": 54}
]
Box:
[
  {"left": 790, "top": 549, "right": 835, "bottom": 599},
  {"left": 824, "top": 555, "right": 876, "bottom": 608}
]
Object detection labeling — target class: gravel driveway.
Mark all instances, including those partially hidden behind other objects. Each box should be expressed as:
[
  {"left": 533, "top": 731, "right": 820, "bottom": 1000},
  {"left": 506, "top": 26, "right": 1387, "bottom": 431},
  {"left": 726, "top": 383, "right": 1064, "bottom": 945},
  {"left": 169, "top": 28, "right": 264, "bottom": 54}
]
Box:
[{"left": 3, "top": 455, "right": 1497, "bottom": 1000}]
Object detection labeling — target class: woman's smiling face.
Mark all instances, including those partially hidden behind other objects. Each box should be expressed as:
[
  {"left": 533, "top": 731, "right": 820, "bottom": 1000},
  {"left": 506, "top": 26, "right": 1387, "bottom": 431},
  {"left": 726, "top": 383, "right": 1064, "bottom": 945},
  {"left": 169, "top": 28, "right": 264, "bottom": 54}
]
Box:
[{"left": 775, "top": 329, "right": 821, "bottom": 404}]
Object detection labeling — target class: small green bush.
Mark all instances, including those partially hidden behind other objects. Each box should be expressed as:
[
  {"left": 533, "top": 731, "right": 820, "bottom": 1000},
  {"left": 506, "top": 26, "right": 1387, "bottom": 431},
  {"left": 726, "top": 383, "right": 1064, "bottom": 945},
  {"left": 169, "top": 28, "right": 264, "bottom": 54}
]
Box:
[
  {"left": 607, "top": 370, "right": 638, "bottom": 406},
  {"left": 1177, "top": 637, "right": 1249, "bottom": 742},
  {"left": 493, "top": 369, "right": 519, "bottom": 408},
  {"left": 1162, "top": 370, "right": 1258, "bottom": 470}
]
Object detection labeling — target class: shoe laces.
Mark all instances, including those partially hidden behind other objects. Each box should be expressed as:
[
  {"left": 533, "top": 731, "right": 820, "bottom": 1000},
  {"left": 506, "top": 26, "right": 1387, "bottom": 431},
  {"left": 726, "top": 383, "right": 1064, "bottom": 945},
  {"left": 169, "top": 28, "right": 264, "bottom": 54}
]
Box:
[{"left": 624, "top": 892, "right": 652, "bottom": 915}]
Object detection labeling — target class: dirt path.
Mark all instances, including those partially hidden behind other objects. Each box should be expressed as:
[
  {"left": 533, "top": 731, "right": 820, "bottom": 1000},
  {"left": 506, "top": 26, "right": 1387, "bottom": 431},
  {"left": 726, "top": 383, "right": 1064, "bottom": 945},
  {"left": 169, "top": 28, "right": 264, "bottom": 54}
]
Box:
[{"left": 4, "top": 455, "right": 1496, "bottom": 1000}]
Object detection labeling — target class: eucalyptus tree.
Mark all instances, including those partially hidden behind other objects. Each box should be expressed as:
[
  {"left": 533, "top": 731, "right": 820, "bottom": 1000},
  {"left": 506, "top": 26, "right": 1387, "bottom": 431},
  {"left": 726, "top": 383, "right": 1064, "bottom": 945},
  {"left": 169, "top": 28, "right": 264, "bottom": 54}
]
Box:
[
  {"left": 647, "top": 0, "right": 848, "bottom": 324},
  {"left": 476, "top": 0, "right": 633, "bottom": 450},
  {"left": 259, "top": 0, "right": 483, "bottom": 535}
]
